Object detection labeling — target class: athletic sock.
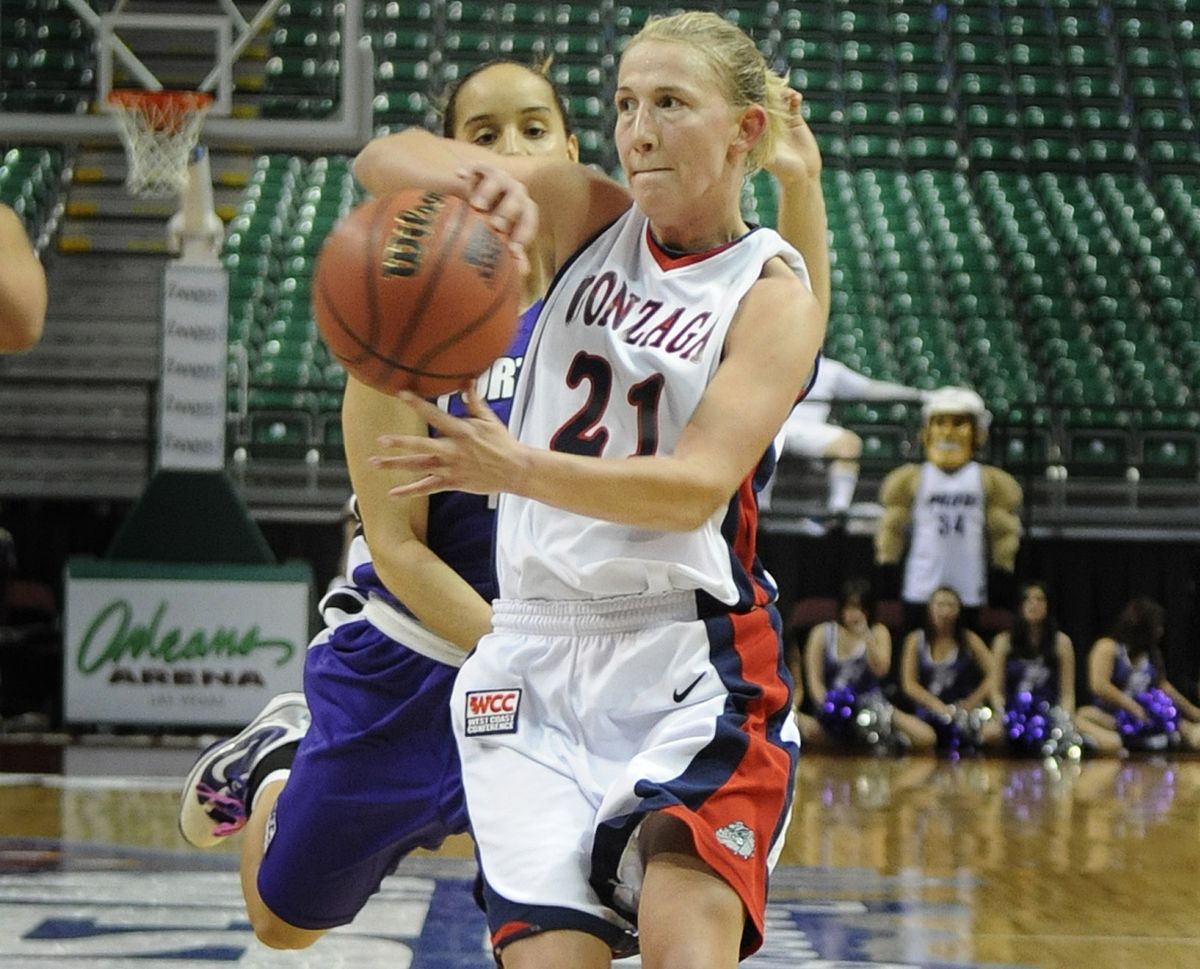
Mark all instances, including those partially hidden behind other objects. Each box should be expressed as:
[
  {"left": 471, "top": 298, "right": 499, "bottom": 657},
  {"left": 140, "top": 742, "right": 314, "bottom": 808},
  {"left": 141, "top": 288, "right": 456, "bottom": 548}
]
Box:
[
  {"left": 246, "top": 741, "right": 299, "bottom": 815},
  {"left": 828, "top": 466, "right": 858, "bottom": 513}
]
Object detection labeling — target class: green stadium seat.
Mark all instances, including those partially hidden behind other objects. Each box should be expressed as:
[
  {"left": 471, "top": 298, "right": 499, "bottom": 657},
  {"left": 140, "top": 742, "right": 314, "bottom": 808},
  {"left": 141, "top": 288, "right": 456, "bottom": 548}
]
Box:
[
  {"left": 1130, "top": 74, "right": 1182, "bottom": 100},
  {"left": 966, "top": 103, "right": 1016, "bottom": 128},
  {"left": 896, "top": 70, "right": 948, "bottom": 97},
  {"left": 836, "top": 8, "right": 890, "bottom": 34},
  {"left": 1027, "top": 136, "right": 1082, "bottom": 163},
  {"left": 950, "top": 12, "right": 994, "bottom": 36},
  {"left": 903, "top": 102, "right": 957, "bottom": 129},
  {"left": 970, "top": 134, "right": 1024, "bottom": 162},
  {"left": 551, "top": 33, "right": 602, "bottom": 59},
  {"left": 276, "top": 0, "right": 337, "bottom": 21},
  {"left": 1070, "top": 73, "right": 1122, "bottom": 99},
  {"left": 1009, "top": 42, "right": 1059, "bottom": 68},
  {"left": 271, "top": 25, "right": 338, "bottom": 51},
  {"left": 1140, "top": 434, "right": 1199, "bottom": 478},
  {"left": 958, "top": 70, "right": 1010, "bottom": 97},
  {"left": 1084, "top": 138, "right": 1138, "bottom": 164},
  {"left": 894, "top": 41, "right": 939, "bottom": 66},
  {"left": 1003, "top": 15, "right": 1053, "bottom": 39},
  {"left": 1124, "top": 43, "right": 1173, "bottom": 70},
  {"left": 842, "top": 69, "right": 892, "bottom": 96},
  {"left": 497, "top": 31, "right": 546, "bottom": 56},
  {"left": 1021, "top": 103, "right": 1074, "bottom": 130},
  {"left": 373, "top": 89, "right": 429, "bottom": 126},
  {"left": 993, "top": 427, "right": 1051, "bottom": 473},
  {"left": 848, "top": 134, "right": 901, "bottom": 161},
  {"left": 891, "top": 11, "right": 938, "bottom": 35},
  {"left": 841, "top": 39, "right": 889, "bottom": 66},
  {"left": 857, "top": 429, "right": 910, "bottom": 470},
  {"left": 845, "top": 100, "right": 898, "bottom": 126},
  {"left": 956, "top": 41, "right": 1005, "bottom": 66},
  {"left": 790, "top": 66, "right": 838, "bottom": 93},
  {"left": 1064, "top": 43, "right": 1109, "bottom": 69},
  {"left": 1065, "top": 430, "right": 1132, "bottom": 477},
  {"left": 1139, "top": 107, "right": 1195, "bottom": 132},
  {"left": 375, "top": 56, "right": 432, "bottom": 83},
  {"left": 264, "top": 55, "right": 339, "bottom": 94},
  {"left": 1078, "top": 105, "right": 1131, "bottom": 131},
  {"left": 782, "top": 37, "right": 836, "bottom": 66},
  {"left": 902, "top": 136, "right": 960, "bottom": 160}
]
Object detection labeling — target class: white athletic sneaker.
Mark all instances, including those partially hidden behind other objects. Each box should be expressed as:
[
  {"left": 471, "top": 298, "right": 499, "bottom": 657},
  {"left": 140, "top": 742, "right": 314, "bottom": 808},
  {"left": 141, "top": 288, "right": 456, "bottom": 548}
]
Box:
[{"left": 177, "top": 692, "right": 310, "bottom": 848}]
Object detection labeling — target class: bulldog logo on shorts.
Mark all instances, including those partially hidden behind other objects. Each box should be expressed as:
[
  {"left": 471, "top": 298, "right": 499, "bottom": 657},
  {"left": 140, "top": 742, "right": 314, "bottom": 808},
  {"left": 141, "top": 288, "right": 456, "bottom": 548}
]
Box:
[
  {"left": 464, "top": 688, "right": 522, "bottom": 735},
  {"left": 715, "top": 821, "right": 755, "bottom": 859}
]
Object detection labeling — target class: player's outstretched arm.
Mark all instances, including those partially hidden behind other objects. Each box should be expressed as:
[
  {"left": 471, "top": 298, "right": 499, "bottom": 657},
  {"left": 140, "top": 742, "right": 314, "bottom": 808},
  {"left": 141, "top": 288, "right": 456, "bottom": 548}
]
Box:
[
  {"left": 0, "top": 203, "right": 47, "bottom": 354},
  {"left": 353, "top": 129, "right": 629, "bottom": 275}
]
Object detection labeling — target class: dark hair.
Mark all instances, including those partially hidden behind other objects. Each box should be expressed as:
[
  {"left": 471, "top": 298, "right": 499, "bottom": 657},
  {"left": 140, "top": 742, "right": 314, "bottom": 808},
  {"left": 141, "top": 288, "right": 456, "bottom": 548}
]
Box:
[
  {"left": 1011, "top": 580, "right": 1059, "bottom": 663},
  {"left": 439, "top": 58, "right": 575, "bottom": 140},
  {"left": 838, "top": 577, "right": 876, "bottom": 626},
  {"left": 1112, "top": 597, "right": 1167, "bottom": 680},
  {"left": 924, "top": 585, "right": 968, "bottom": 648}
]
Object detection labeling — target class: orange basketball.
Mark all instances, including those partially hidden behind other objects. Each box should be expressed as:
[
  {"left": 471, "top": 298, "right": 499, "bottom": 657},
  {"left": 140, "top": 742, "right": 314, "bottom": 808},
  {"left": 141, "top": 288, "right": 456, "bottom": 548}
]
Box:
[{"left": 314, "top": 189, "right": 521, "bottom": 397}]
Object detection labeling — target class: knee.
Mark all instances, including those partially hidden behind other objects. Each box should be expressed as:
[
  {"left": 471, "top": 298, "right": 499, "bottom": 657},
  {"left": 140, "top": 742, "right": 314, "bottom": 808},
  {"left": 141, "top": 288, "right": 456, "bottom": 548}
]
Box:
[
  {"left": 825, "top": 431, "right": 862, "bottom": 462},
  {"left": 250, "top": 911, "right": 322, "bottom": 950}
]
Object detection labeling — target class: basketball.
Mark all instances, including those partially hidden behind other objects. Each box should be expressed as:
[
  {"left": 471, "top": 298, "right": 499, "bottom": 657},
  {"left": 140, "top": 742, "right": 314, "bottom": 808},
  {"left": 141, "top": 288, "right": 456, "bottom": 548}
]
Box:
[{"left": 313, "top": 188, "right": 521, "bottom": 397}]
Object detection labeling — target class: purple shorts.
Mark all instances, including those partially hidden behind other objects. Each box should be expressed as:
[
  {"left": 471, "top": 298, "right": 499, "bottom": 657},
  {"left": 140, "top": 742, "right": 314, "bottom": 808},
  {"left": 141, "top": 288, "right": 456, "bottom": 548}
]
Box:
[{"left": 257, "top": 618, "right": 467, "bottom": 929}]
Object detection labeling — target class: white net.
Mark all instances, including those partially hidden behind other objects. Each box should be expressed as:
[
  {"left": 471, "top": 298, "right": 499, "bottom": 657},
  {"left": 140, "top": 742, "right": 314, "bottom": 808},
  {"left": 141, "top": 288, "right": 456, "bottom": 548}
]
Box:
[{"left": 108, "top": 90, "right": 214, "bottom": 198}]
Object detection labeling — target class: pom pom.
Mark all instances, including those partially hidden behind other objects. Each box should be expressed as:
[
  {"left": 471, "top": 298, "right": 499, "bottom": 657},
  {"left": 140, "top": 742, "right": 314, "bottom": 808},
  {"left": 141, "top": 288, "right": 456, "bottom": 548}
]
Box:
[
  {"left": 817, "top": 687, "right": 905, "bottom": 754},
  {"left": 1115, "top": 688, "right": 1179, "bottom": 751},
  {"left": 818, "top": 686, "right": 864, "bottom": 744},
  {"left": 1003, "top": 692, "right": 1083, "bottom": 760},
  {"left": 942, "top": 706, "right": 994, "bottom": 760}
]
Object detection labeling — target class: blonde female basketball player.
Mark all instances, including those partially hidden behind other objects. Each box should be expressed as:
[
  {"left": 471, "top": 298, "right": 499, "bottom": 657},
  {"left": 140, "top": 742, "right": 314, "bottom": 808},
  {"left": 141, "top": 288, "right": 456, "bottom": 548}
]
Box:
[{"left": 367, "top": 13, "right": 827, "bottom": 967}]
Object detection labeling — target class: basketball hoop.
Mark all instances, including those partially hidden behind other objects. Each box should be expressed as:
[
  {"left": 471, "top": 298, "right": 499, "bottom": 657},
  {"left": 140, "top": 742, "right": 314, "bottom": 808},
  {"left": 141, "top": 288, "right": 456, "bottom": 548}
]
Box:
[{"left": 107, "top": 89, "right": 214, "bottom": 198}]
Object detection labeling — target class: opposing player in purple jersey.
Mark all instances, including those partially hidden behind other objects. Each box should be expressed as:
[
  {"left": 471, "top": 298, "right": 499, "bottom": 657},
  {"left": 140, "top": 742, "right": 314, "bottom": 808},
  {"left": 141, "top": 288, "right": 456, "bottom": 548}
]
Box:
[{"left": 176, "top": 60, "right": 580, "bottom": 949}]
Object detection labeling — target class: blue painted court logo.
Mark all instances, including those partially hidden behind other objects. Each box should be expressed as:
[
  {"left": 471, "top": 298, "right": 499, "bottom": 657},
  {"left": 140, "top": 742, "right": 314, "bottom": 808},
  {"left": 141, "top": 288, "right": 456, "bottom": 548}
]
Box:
[{"left": 0, "top": 839, "right": 1033, "bottom": 968}]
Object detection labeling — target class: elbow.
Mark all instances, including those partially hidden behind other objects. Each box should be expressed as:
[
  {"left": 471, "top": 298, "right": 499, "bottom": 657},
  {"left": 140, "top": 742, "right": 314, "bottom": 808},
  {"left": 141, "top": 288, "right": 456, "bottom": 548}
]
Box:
[
  {"left": 0, "top": 317, "right": 43, "bottom": 353},
  {"left": 352, "top": 144, "right": 385, "bottom": 195},
  {"left": 667, "top": 482, "right": 732, "bottom": 531}
]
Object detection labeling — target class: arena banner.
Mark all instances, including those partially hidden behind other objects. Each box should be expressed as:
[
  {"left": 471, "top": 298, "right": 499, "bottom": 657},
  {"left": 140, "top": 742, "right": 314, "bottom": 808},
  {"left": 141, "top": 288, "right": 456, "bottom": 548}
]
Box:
[
  {"left": 158, "top": 264, "right": 229, "bottom": 472},
  {"left": 63, "top": 558, "right": 310, "bottom": 727}
]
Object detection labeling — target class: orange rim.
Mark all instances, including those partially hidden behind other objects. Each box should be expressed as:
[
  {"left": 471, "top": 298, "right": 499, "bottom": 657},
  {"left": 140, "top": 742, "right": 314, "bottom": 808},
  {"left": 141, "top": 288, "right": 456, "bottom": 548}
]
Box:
[{"left": 107, "top": 89, "right": 214, "bottom": 129}]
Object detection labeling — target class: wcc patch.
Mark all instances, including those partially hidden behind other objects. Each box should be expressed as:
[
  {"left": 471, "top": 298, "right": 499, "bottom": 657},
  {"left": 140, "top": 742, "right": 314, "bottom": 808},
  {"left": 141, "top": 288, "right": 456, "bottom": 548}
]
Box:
[{"left": 463, "top": 689, "right": 522, "bottom": 736}]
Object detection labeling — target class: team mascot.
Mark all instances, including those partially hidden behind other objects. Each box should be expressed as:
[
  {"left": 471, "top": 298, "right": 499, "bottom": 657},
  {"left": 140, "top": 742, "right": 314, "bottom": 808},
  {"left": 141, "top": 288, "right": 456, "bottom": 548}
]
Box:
[{"left": 875, "top": 387, "right": 1023, "bottom": 631}]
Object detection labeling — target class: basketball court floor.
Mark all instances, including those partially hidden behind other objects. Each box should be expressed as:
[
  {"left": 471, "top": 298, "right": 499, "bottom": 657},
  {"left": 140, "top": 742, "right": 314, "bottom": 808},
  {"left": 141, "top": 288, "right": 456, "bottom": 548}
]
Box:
[{"left": 2, "top": 750, "right": 1198, "bottom": 968}]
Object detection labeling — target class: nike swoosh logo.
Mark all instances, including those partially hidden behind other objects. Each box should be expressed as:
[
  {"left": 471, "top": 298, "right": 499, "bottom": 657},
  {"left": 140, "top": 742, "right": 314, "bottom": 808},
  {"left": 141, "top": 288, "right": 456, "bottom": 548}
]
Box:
[{"left": 673, "top": 673, "right": 705, "bottom": 703}]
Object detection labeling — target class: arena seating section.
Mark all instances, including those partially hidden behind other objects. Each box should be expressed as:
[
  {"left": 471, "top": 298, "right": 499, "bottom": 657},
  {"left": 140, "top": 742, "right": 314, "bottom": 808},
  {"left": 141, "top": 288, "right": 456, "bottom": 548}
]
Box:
[{"left": 2, "top": 0, "right": 1199, "bottom": 484}]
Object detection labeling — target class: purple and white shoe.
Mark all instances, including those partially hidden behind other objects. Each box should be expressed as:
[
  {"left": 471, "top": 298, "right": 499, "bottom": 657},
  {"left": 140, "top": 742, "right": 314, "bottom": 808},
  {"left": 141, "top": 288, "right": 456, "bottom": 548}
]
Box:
[{"left": 178, "top": 692, "right": 310, "bottom": 848}]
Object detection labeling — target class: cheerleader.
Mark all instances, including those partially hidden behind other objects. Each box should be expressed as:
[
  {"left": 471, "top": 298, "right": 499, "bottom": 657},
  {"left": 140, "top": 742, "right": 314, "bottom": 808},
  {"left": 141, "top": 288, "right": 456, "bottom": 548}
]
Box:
[
  {"left": 1076, "top": 596, "right": 1200, "bottom": 751},
  {"left": 801, "top": 578, "right": 934, "bottom": 752},
  {"left": 991, "top": 581, "right": 1120, "bottom": 757},
  {"left": 900, "top": 586, "right": 1004, "bottom": 754}
]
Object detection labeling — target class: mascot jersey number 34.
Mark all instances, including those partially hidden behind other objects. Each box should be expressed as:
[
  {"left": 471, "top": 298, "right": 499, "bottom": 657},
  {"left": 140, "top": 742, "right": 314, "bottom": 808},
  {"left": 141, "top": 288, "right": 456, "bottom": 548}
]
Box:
[{"left": 875, "top": 387, "right": 1022, "bottom": 623}]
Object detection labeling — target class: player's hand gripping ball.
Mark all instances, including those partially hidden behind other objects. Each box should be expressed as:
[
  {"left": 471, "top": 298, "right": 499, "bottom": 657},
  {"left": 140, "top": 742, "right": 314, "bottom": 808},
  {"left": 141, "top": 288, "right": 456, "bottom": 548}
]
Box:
[{"left": 314, "top": 189, "right": 521, "bottom": 397}]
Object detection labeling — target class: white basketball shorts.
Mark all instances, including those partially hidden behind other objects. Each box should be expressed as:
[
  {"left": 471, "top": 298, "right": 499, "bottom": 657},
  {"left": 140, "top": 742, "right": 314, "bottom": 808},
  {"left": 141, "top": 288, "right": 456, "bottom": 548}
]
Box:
[{"left": 450, "top": 590, "right": 800, "bottom": 959}]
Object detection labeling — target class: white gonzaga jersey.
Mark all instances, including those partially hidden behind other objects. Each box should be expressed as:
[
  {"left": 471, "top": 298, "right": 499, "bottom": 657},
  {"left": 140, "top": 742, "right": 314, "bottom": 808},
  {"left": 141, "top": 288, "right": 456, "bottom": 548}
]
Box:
[
  {"left": 902, "top": 460, "right": 987, "bottom": 606},
  {"left": 499, "top": 205, "right": 811, "bottom": 606}
]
